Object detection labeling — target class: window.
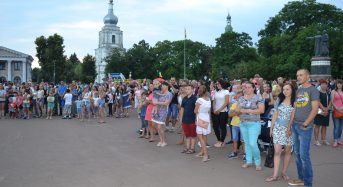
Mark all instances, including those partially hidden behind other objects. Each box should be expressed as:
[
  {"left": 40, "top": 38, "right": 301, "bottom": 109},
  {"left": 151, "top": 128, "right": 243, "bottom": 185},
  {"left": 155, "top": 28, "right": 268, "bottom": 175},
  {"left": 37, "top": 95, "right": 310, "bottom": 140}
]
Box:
[
  {"left": 0, "top": 61, "right": 5, "bottom": 70},
  {"left": 112, "top": 35, "right": 116, "bottom": 43},
  {"left": 13, "top": 76, "right": 21, "bottom": 84},
  {"left": 14, "top": 61, "right": 21, "bottom": 71}
]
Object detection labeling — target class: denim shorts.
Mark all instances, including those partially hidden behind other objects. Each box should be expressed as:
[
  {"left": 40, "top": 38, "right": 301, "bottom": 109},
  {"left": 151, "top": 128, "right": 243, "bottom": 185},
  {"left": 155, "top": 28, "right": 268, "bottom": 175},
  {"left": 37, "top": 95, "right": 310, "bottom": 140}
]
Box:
[
  {"left": 81, "top": 100, "right": 91, "bottom": 108},
  {"left": 167, "top": 103, "right": 178, "bottom": 119},
  {"left": 232, "top": 125, "right": 243, "bottom": 141}
]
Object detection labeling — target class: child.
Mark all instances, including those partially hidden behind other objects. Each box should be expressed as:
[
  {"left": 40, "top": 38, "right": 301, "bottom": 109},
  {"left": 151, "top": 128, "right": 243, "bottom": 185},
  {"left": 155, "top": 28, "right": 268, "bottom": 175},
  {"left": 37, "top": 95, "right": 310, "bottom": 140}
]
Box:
[
  {"left": 75, "top": 96, "right": 82, "bottom": 119},
  {"left": 138, "top": 91, "right": 148, "bottom": 138},
  {"left": 227, "top": 90, "right": 245, "bottom": 159},
  {"left": 92, "top": 91, "right": 100, "bottom": 119},
  {"left": 23, "top": 90, "right": 31, "bottom": 119},
  {"left": 63, "top": 89, "right": 73, "bottom": 119},
  {"left": 8, "top": 92, "right": 17, "bottom": 119},
  {"left": 47, "top": 92, "right": 55, "bottom": 119},
  {"left": 16, "top": 92, "right": 24, "bottom": 118}
]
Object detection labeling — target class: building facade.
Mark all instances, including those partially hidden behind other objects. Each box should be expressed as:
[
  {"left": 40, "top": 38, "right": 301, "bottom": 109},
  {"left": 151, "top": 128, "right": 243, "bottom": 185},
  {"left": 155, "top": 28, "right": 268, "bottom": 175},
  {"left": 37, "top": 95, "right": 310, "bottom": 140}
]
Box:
[
  {"left": 0, "top": 46, "right": 33, "bottom": 84},
  {"left": 95, "top": 0, "right": 124, "bottom": 83}
]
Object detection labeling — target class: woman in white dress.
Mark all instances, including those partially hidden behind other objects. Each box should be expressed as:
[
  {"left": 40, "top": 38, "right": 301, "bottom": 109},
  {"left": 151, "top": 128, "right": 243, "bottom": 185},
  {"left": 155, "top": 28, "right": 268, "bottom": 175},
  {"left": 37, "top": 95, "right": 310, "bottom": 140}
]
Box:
[{"left": 194, "top": 85, "right": 212, "bottom": 162}]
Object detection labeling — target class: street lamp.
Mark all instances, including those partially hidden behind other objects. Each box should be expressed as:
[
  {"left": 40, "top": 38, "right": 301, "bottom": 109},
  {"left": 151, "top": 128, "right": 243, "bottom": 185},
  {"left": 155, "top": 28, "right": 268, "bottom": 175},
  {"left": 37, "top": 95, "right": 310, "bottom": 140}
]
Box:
[
  {"left": 53, "top": 60, "right": 56, "bottom": 84},
  {"left": 204, "top": 75, "right": 207, "bottom": 81}
]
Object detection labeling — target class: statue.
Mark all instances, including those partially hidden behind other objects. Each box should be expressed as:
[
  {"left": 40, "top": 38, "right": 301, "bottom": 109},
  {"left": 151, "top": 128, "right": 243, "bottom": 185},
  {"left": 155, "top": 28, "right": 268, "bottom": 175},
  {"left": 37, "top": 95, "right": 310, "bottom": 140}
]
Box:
[
  {"left": 307, "top": 31, "right": 329, "bottom": 57},
  {"left": 320, "top": 31, "right": 329, "bottom": 56}
]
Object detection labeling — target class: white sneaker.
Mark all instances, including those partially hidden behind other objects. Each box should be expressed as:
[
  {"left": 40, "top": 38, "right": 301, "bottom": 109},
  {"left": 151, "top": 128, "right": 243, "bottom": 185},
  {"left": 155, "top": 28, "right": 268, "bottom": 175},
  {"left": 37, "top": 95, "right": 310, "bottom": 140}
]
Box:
[
  {"left": 160, "top": 142, "right": 168, "bottom": 147},
  {"left": 315, "top": 140, "right": 321, "bottom": 146},
  {"left": 322, "top": 140, "right": 330, "bottom": 146},
  {"left": 157, "top": 142, "right": 162, "bottom": 147}
]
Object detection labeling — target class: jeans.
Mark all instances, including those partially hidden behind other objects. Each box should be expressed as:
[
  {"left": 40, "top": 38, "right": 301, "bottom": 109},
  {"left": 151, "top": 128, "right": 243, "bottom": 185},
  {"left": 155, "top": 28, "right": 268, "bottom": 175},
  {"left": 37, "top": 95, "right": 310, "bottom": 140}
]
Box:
[
  {"left": 240, "top": 121, "right": 261, "bottom": 166},
  {"left": 292, "top": 122, "right": 313, "bottom": 187},
  {"left": 140, "top": 116, "right": 147, "bottom": 128},
  {"left": 333, "top": 117, "right": 343, "bottom": 141}
]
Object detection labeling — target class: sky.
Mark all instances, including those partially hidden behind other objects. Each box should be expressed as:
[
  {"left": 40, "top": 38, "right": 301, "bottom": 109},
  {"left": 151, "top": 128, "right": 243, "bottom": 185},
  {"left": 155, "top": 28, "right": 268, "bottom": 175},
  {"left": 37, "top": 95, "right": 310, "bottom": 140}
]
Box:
[{"left": 1, "top": 0, "right": 342, "bottom": 68}]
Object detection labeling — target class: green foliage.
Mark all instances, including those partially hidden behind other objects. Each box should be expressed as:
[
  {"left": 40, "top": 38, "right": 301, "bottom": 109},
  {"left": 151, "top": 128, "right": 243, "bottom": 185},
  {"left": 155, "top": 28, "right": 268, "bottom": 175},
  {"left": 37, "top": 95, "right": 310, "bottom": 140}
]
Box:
[
  {"left": 105, "top": 40, "right": 211, "bottom": 80},
  {"left": 31, "top": 67, "right": 42, "bottom": 83},
  {"left": 34, "top": 33, "right": 66, "bottom": 83},
  {"left": 81, "top": 54, "right": 97, "bottom": 83},
  {"left": 258, "top": 0, "right": 343, "bottom": 79},
  {"left": 65, "top": 53, "right": 81, "bottom": 83},
  {"left": 211, "top": 31, "right": 258, "bottom": 80}
]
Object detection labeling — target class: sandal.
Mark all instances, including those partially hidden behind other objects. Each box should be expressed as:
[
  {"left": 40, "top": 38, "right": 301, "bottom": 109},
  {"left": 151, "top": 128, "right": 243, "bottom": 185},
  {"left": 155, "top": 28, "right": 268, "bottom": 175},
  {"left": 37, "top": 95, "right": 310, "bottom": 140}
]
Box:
[
  {"left": 195, "top": 152, "right": 204, "bottom": 157},
  {"left": 186, "top": 149, "right": 195, "bottom": 154},
  {"left": 202, "top": 155, "right": 211, "bottom": 162},
  {"left": 181, "top": 149, "right": 189, "bottom": 153},
  {"left": 242, "top": 163, "right": 253, "bottom": 168},
  {"left": 281, "top": 173, "right": 290, "bottom": 180},
  {"left": 265, "top": 176, "right": 279, "bottom": 182}
]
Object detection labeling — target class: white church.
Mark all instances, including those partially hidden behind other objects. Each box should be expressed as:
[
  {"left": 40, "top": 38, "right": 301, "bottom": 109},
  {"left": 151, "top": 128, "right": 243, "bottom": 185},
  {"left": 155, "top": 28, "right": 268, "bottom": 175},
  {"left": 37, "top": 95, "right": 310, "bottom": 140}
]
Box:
[{"left": 95, "top": 0, "right": 124, "bottom": 83}]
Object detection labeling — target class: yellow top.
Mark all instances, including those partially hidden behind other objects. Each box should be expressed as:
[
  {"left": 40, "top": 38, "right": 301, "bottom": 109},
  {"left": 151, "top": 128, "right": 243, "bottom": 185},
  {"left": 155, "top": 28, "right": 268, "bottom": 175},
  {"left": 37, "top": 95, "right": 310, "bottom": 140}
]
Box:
[{"left": 230, "top": 103, "right": 240, "bottom": 126}]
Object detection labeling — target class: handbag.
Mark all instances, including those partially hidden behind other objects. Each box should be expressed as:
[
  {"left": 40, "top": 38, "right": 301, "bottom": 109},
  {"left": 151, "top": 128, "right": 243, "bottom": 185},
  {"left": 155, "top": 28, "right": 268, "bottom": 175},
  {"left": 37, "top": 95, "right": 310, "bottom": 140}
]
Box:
[
  {"left": 196, "top": 116, "right": 209, "bottom": 129},
  {"left": 333, "top": 110, "right": 343, "bottom": 118},
  {"left": 333, "top": 92, "right": 343, "bottom": 119},
  {"left": 264, "top": 139, "right": 274, "bottom": 168}
]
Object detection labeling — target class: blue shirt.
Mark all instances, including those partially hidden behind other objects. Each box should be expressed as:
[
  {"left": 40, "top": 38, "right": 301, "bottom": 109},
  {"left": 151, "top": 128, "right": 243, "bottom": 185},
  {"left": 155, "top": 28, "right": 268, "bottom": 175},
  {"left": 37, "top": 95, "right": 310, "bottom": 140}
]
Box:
[
  {"left": 58, "top": 84, "right": 67, "bottom": 96},
  {"left": 181, "top": 94, "right": 197, "bottom": 124}
]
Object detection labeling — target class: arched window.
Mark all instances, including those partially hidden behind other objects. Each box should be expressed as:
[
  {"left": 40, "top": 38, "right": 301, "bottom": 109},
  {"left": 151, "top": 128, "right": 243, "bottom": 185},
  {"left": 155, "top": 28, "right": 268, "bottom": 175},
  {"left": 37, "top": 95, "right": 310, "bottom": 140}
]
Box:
[
  {"left": 112, "top": 35, "right": 116, "bottom": 43},
  {"left": 13, "top": 76, "right": 21, "bottom": 84},
  {"left": 0, "top": 76, "right": 6, "bottom": 83}
]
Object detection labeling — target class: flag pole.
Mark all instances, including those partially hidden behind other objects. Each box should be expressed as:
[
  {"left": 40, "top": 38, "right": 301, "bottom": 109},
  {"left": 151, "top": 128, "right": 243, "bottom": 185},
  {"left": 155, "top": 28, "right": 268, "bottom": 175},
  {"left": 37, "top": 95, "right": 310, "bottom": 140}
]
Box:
[{"left": 184, "top": 28, "right": 186, "bottom": 79}]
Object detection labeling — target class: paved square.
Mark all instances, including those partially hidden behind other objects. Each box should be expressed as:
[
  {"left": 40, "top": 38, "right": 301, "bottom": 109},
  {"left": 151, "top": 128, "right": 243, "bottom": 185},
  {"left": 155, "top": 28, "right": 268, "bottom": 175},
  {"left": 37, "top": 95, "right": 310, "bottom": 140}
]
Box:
[{"left": 0, "top": 116, "right": 342, "bottom": 187}]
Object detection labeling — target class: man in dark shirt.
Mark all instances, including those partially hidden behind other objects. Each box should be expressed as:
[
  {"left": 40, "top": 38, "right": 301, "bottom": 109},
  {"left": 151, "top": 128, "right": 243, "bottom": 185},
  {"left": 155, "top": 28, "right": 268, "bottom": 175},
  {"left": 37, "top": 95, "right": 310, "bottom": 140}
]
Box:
[{"left": 179, "top": 84, "right": 197, "bottom": 154}]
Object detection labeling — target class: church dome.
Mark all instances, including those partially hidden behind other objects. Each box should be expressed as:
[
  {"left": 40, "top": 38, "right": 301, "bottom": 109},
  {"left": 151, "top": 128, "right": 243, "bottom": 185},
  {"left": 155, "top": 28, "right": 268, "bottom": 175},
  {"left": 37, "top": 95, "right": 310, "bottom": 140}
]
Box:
[
  {"left": 104, "top": 12, "right": 118, "bottom": 25},
  {"left": 103, "top": 0, "right": 118, "bottom": 25}
]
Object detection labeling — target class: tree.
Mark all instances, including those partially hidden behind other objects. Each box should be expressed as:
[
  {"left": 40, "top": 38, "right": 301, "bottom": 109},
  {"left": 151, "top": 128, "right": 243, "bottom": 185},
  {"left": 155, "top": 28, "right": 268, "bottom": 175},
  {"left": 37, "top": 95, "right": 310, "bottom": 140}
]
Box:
[
  {"left": 65, "top": 53, "right": 81, "bottom": 82},
  {"left": 31, "top": 67, "right": 42, "bottom": 83},
  {"left": 258, "top": 0, "right": 343, "bottom": 79},
  {"left": 105, "top": 48, "right": 128, "bottom": 77},
  {"left": 81, "top": 54, "right": 97, "bottom": 83},
  {"left": 211, "top": 31, "right": 258, "bottom": 79},
  {"left": 35, "top": 33, "right": 67, "bottom": 83}
]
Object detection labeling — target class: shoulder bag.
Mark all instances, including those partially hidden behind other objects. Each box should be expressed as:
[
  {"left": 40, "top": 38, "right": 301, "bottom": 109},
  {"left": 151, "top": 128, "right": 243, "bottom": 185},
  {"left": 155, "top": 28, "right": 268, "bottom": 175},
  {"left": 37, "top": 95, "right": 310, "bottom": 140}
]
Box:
[{"left": 333, "top": 92, "right": 343, "bottom": 119}]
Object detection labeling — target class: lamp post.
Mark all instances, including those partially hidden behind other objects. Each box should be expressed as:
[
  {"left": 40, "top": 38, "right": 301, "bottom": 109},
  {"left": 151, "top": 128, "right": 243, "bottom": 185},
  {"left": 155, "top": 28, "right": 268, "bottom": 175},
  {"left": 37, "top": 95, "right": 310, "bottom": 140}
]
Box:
[{"left": 53, "top": 60, "right": 56, "bottom": 84}]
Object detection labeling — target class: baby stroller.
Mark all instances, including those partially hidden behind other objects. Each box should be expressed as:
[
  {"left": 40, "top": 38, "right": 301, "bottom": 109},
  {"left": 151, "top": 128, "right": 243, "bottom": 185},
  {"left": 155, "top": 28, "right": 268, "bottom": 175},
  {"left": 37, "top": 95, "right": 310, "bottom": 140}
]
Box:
[
  {"left": 258, "top": 106, "right": 293, "bottom": 153},
  {"left": 258, "top": 106, "right": 275, "bottom": 152}
]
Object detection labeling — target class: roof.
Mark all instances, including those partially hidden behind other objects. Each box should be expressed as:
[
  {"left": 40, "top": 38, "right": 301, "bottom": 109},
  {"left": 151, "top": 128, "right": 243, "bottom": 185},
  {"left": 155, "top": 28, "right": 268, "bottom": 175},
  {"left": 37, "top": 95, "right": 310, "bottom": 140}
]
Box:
[{"left": 0, "top": 46, "right": 34, "bottom": 61}]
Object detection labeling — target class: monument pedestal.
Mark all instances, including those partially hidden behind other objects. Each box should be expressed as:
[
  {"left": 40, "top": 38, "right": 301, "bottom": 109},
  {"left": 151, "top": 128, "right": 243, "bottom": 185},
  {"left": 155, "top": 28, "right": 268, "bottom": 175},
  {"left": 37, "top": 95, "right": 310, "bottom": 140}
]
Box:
[{"left": 310, "top": 56, "right": 331, "bottom": 80}]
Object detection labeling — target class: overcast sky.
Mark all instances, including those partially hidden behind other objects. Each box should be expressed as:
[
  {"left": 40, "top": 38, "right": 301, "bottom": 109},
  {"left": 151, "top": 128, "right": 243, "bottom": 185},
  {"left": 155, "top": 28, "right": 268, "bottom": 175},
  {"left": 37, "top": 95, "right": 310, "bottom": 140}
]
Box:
[{"left": 1, "top": 0, "right": 342, "bottom": 68}]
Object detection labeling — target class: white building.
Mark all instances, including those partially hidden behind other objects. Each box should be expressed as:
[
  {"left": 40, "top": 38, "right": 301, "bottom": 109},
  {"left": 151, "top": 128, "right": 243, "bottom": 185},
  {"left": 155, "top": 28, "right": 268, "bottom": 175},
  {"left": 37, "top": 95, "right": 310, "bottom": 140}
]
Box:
[
  {"left": 0, "top": 46, "right": 33, "bottom": 84},
  {"left": 95, "top": 0, "right": 124, "bottom": 83}
]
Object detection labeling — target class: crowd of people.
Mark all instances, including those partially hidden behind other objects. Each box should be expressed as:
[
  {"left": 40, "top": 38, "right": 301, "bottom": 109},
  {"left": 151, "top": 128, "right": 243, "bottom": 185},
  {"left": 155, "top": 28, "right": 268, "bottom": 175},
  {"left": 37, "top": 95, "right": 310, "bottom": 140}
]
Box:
[{"left": 1, "top": 69, "right": 342, "bottom": 187}]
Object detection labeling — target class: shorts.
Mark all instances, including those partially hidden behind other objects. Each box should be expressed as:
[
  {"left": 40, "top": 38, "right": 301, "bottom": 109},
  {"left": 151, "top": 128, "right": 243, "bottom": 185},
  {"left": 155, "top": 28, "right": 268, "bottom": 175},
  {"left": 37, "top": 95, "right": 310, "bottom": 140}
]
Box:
[
  {"left": 81, "top": 100, "right": 91, "bottom": 108},
  {"left": 182, "top": 123, "right": 197, "bottom": 138},
  {"left": 47, "top": 102, "right": 54, "bottom": 109},
  {"left": 231, "top": 126, "right": 243, "bottom": 141},
  {"left": 77, "top": 108, "right": 82, "bottom": 114},
  {"left": 23, "top": 103, "right": 30, "bottom": 108},
  {"left": 64, "top": 104, "right": 72, "bottom": 114},
  {"left": 167, "top": 104, "right": 178, "bottom": 119},
  {"left": 98, "top": 99, "right": 105, "bottom": 108}
]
